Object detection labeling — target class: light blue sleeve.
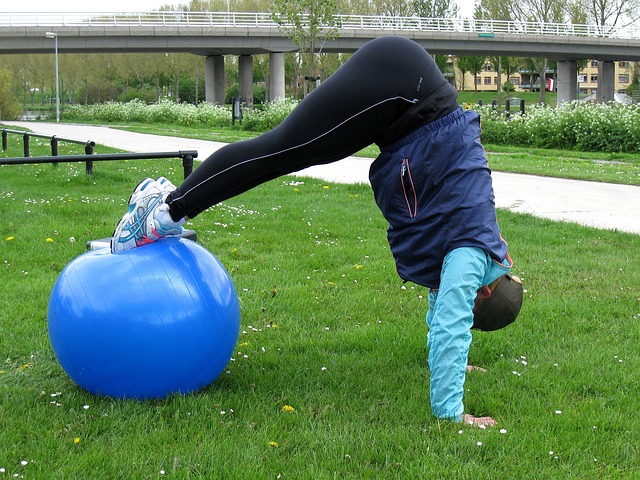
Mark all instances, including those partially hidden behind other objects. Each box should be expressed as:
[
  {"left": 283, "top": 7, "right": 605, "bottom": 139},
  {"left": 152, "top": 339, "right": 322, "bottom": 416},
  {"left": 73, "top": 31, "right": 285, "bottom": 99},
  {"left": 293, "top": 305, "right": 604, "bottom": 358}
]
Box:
[{"left": 425, "top": 247, "right": 490, "bottom": 421}]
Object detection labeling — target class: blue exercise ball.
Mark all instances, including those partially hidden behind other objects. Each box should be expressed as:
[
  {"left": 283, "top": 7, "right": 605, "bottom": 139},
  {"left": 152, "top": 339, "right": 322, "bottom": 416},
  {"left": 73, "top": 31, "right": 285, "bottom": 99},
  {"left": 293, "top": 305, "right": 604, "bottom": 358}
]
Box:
[{"left": 47, "top": 237, "right": 240, "bottom": 399}]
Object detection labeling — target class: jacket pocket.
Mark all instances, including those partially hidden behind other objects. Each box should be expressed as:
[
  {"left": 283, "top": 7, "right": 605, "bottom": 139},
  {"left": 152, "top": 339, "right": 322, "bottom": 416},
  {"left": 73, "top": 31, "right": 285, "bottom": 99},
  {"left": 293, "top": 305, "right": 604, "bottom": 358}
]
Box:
[{"left": 401, "top": 158, "right": 418, "bottom": 218}]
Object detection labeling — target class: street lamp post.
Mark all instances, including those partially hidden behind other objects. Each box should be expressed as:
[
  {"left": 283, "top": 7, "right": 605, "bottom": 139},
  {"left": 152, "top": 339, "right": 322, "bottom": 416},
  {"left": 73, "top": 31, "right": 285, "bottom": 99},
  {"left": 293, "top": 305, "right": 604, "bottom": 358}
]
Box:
[{"left": 45, "top": 32, "right": 59, "bottom": 123}]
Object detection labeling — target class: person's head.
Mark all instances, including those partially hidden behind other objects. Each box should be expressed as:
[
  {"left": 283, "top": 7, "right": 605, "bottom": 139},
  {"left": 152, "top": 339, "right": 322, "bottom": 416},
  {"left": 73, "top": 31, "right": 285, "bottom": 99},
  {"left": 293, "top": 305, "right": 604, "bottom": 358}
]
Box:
[{"left": 472, "top": 274, "right": 523, "bottom": 331}]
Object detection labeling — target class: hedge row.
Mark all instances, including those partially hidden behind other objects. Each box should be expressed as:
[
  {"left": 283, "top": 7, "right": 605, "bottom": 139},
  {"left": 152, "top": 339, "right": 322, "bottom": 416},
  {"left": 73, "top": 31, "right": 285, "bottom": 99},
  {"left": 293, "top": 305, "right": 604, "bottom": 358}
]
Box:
[{"left": 62, "top": 98, "right": 640, "bottom": 153}]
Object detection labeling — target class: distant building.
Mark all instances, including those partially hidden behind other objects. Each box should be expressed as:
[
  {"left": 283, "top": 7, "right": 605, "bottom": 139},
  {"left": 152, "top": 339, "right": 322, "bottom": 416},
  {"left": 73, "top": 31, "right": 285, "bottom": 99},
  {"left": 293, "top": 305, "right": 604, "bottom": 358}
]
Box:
[{"left": 453, "top": 59, "right": 634, "bottom": 98}]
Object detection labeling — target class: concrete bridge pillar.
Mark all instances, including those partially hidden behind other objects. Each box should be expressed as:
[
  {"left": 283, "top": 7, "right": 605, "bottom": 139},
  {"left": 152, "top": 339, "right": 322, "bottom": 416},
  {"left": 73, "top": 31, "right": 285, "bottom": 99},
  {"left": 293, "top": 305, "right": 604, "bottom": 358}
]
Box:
[
  {"left": 557, "top": 61, "right": 578, "bottom": 105},
  {"left": 239, "top": 54, "right": 254, "bottom": 106},
  {"left": 205, "top": 55, "right": 225, "bottom": 105},
  {"left": 597, "top": 61, "right": 615, "bottom": 102},
  {"left": 269, "top": 52, "right": 285, "bottom": 101}
]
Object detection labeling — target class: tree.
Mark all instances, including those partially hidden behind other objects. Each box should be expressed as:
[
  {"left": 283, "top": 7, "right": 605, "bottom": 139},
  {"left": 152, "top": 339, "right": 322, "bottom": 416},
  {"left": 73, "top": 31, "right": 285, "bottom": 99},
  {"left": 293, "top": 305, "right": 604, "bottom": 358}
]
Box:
[
  {"left": 474, "top": 0, "right": 511, "bottom": 22},
  {"left": 487, "top": 56, "right": 520, "bottom": 105},
  {"left": 271, "top": 0, "right": 341, "bottom": 96},
  {"left": 457, "top": 55, "right": 486, "bottom": 91},
  {"left": 0, "top": 68, "right": 22, "bottom": 120},
  {"left": 477, "top": 0, "right": 567, "bottom": 103},
  {"left": 367, "top": 0, "right": 415, "bottom": 16},
  {"left": 414, "top": 0, "right": 459, "bottom": 80},
  {"left": 163, "top": 53, "right": 197, "bottom": 103},
  {"left": 187, "top": 0, "right": 271, "bottom": 11},
  {"left": 456, "top": 57, "right": 470, "bottom": 90},
  {"left": 585, "top": 0, "right": 640, "bottom": 31},
  {"left": 414, "top": 0, "right": 459, "bottom": 17}
]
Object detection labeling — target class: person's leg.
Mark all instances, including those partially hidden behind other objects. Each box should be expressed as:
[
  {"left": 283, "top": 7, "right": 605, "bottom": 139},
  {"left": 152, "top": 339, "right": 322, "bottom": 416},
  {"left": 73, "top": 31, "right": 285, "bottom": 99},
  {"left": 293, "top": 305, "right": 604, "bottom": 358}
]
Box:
[
  {"left": 111, "top": 36, "right": 456, "bottom": 252},
  {"left": 166, "top": 36, "right": 453, "bottom": 221}
]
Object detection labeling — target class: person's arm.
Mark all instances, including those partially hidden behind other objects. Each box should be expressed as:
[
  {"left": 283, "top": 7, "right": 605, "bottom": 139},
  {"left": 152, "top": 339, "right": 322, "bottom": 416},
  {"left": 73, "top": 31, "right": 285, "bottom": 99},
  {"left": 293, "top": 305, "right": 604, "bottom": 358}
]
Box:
[{"left": 426, "top": 247, "right": 490, "bottom": 423}]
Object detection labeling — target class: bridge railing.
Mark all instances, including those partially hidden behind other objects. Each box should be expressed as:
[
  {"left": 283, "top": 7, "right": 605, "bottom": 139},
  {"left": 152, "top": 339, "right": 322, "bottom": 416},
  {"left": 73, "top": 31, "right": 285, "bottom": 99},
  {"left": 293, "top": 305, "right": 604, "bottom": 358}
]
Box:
[{"left": 0, "top": 11, "right": 634, "bottom": 39}]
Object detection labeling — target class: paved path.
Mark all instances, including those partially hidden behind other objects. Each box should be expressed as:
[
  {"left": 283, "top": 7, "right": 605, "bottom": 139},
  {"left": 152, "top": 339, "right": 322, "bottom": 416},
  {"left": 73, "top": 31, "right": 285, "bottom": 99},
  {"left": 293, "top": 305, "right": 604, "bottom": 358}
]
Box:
[{"left": 6, "top": 121, "right": 640, "bottom": 235}]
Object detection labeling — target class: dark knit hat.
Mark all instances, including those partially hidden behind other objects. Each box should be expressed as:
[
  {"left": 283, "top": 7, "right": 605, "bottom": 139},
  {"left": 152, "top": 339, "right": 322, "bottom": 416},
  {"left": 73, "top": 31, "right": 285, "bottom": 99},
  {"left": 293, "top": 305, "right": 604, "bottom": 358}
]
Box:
[{"left": 472, "top": 274, "right": 523, "bottom": 331}]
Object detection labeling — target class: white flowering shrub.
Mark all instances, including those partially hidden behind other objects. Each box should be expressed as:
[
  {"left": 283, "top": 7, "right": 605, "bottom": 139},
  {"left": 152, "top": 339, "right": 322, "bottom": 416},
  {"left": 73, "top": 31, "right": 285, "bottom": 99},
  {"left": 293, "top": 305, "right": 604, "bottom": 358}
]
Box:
[
  {"left": 242, "top": 98, "right": 299, "bottom": 131},
  {"left": 477, "top": 101, "right": 640, "bottom": 152},
  {"left": 63, "top": 98, "right": 223, "bottom": 126},
  {"left": 63, "top": 98, "right": 640, "bottom": 152}
]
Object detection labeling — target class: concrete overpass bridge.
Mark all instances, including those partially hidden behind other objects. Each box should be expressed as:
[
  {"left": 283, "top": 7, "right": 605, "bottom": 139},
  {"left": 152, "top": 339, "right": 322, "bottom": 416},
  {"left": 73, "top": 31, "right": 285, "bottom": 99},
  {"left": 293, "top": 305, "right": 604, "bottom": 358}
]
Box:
[{"left": 1, "top": 11, "right": 640, "bottom": 105}]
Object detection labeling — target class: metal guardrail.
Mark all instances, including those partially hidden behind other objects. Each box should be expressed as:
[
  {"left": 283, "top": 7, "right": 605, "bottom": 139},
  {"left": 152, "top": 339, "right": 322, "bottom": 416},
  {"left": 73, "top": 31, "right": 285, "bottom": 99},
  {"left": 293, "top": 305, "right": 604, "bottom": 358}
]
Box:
[
  {"left": 1, "top": 151, "right": 198, "bottom": 178},
  {"left": 1, "top": 128, "right": 197, "bottom": 178},
  {"left": 2, "top": 128, "right": 94, "bottom": 158},
  {"left": 0, "top": 11, "right": 635, "bottom": 39}
]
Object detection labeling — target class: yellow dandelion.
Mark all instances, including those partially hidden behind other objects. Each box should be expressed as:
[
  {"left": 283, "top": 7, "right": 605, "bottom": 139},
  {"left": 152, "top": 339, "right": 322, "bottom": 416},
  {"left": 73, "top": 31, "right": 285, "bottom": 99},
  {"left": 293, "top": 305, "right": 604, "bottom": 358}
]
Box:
[
  {"left": 19, "top": 362, "right": 33, "bottom": 371},
  {"left": 355, "top": 264, "right": 363, "bottom": 270},
  {"left": 268, "top": 441, "right": 278, "bottom": 448},
  {"left": 281, "top": 405, "right": 295, "bottom": 413},
  {"left": 238, "top": 341, "right": 249, "bottom": 347},
  {"left": 46, "top": 238, "right": 54, "bottom": 243},
  {"left": 73, "top": 438, "right": 81, "bottom": 444},
  {"left": 294, "top": 188, "right": 300, "bottom": 193},
  {"left": 5, "top": 236, "right": 14, "bottom": 241},
  {"left": 323, "top": 185, "right": 330, "bottom": 189}
]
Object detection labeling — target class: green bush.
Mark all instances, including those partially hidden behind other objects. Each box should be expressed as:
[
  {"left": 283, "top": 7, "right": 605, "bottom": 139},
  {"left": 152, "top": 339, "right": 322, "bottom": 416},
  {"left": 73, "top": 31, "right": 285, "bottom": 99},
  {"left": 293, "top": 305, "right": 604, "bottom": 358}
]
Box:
[
  {"left": 63, "top": 98, "right": 230, "bottom": 126},
  {"left": 242, "top": 97, "right": 299, "bottom": 131},
  {"left": 478, "top": 101, "right": 640, "bottom": 152},
  {"left": 62, "top": 97, "right": 640, "bottom": 153},
  {"left": 61, "top": 97, "right": 299, "bottom": 132}
]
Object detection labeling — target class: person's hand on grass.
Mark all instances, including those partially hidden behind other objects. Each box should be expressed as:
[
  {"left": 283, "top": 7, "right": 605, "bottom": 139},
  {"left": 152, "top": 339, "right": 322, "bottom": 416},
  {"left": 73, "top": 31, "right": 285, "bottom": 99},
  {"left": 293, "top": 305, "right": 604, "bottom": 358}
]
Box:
[
  {"left": 466, "top": 365, "right": 487, "bottom": 373},
  {"left": 462, "top": 414, "right": 496, "bottom": 427}
]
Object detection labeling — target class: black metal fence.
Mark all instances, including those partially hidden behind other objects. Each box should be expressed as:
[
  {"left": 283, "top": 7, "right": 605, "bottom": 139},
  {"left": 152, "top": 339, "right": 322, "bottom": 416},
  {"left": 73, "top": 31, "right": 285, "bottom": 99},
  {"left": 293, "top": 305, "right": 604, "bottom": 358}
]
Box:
[
  {"left": 1, "top": 128, "right": 197, "bottom": 178},
  {"left": 2, "top": 128, "right": 95, "bottom": 157}
]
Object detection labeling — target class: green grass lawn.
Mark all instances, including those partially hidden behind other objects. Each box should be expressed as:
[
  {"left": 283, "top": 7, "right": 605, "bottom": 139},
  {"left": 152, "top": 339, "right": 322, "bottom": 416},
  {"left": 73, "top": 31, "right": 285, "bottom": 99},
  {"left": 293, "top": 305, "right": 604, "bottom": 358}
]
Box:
[{"left": 1, "top": 132, "right": 639, "bottom": 478}]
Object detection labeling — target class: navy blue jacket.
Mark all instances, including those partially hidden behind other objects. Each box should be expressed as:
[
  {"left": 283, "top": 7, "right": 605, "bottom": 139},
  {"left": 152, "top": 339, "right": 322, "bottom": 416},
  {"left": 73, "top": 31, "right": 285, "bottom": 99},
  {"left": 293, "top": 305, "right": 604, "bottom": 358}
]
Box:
[{"left": 369, "top": 108, "right": 508, "bottom": 289}]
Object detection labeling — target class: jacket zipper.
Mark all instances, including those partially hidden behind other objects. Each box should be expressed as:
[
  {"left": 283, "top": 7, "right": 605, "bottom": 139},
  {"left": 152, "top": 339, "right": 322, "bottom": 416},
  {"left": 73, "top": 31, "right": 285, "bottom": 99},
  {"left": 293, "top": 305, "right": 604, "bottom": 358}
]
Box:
[{"left": 401, "top": 158, "right": 418, "bottom": 218}]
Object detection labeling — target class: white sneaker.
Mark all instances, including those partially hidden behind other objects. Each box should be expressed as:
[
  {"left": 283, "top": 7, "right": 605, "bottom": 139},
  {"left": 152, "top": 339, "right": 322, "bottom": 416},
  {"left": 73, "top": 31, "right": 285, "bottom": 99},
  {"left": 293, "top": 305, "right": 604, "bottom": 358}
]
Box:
[{"left": 110, "top": 177, "right": 184, "bottom": 253}]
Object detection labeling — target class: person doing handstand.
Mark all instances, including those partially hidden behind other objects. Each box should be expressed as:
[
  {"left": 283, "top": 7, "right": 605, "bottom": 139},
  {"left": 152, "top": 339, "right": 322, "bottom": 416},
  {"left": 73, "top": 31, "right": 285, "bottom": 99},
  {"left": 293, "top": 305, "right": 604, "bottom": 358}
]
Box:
[{"left": 111, "top": 35, "right": 523, "bottom": 427}]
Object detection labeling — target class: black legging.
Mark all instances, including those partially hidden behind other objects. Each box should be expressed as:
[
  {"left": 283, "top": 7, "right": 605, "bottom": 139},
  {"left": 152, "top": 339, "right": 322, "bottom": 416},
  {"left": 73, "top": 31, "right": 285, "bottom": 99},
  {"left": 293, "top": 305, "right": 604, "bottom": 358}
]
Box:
[{"left": 166, "top": 36, "right": 458, "bottom": 221}]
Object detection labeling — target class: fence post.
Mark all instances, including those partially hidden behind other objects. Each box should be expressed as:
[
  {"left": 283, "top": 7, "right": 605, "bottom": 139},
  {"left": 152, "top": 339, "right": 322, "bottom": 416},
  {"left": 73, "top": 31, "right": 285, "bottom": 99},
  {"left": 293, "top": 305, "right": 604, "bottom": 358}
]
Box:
[
  {"left": 23, "top": 133, "right": 30, "bottom": 157},
  {"left": 231, "top": 97, "right": 243, "bottom": 125},
  {"left": 2, "top": 130, "right": 7, "bottom": 151},
  {"left": 51, "top": 136, "right": 59, "bottom": 168},
  {"left": 51, "top": 136, "right": 58, "bottom": 156},
  {"left": 84, "top": 141, "right": 95, "bottom": 175},
  {"left": 182, "top": 153, "right": 194, "bottom": 179}
]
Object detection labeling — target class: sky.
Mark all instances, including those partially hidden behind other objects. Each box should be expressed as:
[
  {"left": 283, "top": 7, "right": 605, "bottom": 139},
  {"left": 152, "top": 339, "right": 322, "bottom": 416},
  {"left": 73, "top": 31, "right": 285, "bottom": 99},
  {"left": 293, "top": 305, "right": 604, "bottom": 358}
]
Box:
[
  {"left": 0, "top": 0, "right": 476, "bottom": 17},
  {"left": 0, "top": 0, "right": 184, "bottom": 13}
]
